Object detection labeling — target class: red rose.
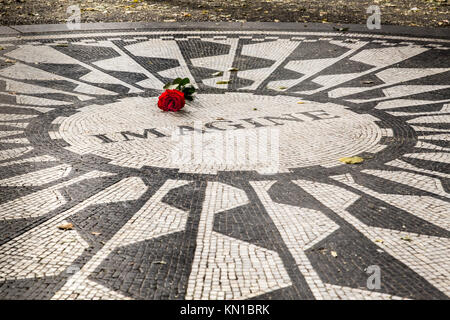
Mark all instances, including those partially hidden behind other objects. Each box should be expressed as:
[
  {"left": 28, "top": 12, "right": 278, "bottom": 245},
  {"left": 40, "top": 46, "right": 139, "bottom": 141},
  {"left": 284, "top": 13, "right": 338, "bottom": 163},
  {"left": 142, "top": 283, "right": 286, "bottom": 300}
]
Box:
[{"left": 157, "top": 89, "right": 185, "bottom": 112}]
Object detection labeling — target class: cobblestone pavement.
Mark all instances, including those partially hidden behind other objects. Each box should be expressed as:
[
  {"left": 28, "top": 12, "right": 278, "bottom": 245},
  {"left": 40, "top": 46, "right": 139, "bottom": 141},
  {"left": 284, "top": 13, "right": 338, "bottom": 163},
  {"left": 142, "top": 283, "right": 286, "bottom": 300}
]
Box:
[{"left": 0, "top": 25, "right": 449, "bottom": 300}]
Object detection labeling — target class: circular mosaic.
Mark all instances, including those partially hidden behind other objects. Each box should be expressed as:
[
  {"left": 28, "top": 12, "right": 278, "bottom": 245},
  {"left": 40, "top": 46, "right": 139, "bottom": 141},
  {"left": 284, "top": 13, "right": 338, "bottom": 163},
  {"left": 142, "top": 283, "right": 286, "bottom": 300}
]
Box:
[
  {"left": 0, "top": 28, "right": 449, "bottom": 301},
  {"left": 55, "top": 93, "right": 386, "bottom": 172}
]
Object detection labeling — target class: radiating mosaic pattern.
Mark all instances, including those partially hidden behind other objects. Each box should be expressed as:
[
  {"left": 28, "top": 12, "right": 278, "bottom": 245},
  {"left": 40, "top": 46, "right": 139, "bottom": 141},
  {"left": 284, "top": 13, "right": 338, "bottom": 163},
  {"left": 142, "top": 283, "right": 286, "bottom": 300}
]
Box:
[{"left": 0, "top": 30, "right": 449, "bottom": 300}]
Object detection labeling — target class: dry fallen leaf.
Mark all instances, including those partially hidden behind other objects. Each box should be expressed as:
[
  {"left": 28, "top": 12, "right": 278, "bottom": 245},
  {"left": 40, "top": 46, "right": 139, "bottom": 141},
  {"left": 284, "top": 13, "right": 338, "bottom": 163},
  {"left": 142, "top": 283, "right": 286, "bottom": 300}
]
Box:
[
  {"left": 5, "top": 59, "right": 16, "bottom": 64},
  {"left": 211, "top": 71, "right": 224, "bottom": 77},
  {"left": 331, "top": 251, "right": 338, "bottom": 258},
  {"left": 216, "top": 80, "right": 230, "bottom": 84},
  {"left": 56, "top": 43, "right": 69, "bottom": 47},
  {"left": 228, "top": 67, "right": 239, "bottom": 72},
  {"left": 339, "top": 156, "right": 364, "bottom": 164},
  {"left": 297, "top": 101, "right": 306, "bottom": 104},
  {"left": 58, "top": 223, "right": 74, "bottom": 231},
  {"left": 91, "top": 231, "right": 101, "bottom": 236},
  {"left": 375, "top": 239, "right": 384, "bottom": 243},
  {"left": 216, "top": 117, "right": 225, "bottom": 120},
  {"left": 401, "top": 236, "right": 412, "bottom": 242},
  {"left": 279, "top": 86, "right": 288, "bottom": 90}
]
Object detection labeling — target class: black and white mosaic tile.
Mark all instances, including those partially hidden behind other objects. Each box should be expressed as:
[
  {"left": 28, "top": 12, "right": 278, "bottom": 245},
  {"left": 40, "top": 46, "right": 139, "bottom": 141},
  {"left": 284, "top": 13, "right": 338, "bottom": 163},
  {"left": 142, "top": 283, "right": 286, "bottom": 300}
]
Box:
[{"left": 0, "top": 29, "right": 449, "bottom": 300}]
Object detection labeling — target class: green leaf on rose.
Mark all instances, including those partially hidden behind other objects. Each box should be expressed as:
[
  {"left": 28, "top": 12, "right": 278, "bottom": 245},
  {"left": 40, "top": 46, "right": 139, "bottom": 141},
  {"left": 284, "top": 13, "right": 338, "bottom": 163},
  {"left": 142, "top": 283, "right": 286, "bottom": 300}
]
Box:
[
  {"left": 180, "top": 78, "right": 190, "bottom": 86},
  {"left": 163, "top": 77, "right": 196, "bottom": 102},
  {"left": 183, "top": 85, "right": 195, "bottom": 94},
  {"left": 172, "top": 78, "right": 183, "bottom": 85}
]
